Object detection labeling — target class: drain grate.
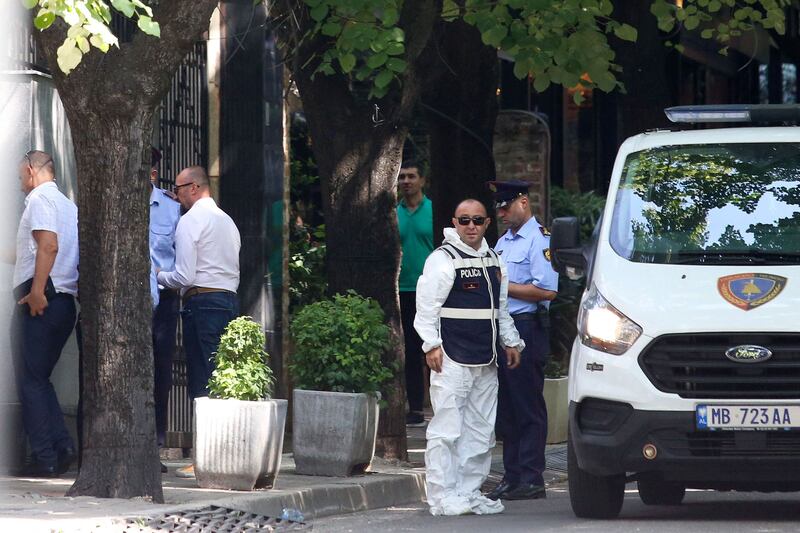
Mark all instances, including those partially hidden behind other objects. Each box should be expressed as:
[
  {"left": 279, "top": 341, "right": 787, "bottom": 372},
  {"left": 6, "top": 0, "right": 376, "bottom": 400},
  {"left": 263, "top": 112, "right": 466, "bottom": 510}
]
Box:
[
  {"left": 125, "top": 505, "right": 311, "bottom": 532},
  {"left": 546, "top": 445, "right": 568, "bottom": 474}
]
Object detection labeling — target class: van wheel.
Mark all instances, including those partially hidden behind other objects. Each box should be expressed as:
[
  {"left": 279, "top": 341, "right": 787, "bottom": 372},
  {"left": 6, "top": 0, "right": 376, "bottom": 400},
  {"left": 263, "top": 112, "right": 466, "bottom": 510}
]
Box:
[
  {"left": 568, "top": 435, "right": 625, "bottom": 519},
  {"left": 637, "top": 479, "right": 685, "bottom": 505}
]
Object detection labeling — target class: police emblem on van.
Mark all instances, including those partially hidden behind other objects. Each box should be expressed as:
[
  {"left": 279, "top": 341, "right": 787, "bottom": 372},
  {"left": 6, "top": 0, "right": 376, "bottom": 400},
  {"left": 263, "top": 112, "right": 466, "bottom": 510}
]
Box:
[
  {"left": 725, "top": 345, "right": 772, "bottom": 363},
  {"left": 717, "top": 273, "right": 787, "bottom": 311}
]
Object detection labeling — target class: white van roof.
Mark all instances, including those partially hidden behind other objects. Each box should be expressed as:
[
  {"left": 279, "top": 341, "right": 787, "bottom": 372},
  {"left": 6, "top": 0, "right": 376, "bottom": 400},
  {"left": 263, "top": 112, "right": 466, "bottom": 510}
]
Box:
[{"left": 621, "top": 127, "right": 800, "bottom": 155}]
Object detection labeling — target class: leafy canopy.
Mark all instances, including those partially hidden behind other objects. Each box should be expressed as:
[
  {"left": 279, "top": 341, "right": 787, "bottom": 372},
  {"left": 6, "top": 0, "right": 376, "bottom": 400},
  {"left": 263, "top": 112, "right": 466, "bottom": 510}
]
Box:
[
  {"left": 208, "top": 316, "right": 275, "bottom": 401},
  {"left": 21, "top": 0, "right": 160, "bottom": 74},
  {"left": 24, "top": 0, "right": 791, "bottom": 99}
]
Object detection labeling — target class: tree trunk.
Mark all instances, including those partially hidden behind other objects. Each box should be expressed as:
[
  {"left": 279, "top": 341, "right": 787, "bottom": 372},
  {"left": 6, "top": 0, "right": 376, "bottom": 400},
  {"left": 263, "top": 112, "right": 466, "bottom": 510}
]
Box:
[
  {"left": 276, "top": 0, "right": 442, "bottom": 460},
  {"left": 422, "top": 20, "right": 499, "bottom": 245},
  {"left": 66, "top": 112, "right": 162, "bottom": 500},
  {"left": 31, "top": 0, "right": 220, "bottom": 499}
]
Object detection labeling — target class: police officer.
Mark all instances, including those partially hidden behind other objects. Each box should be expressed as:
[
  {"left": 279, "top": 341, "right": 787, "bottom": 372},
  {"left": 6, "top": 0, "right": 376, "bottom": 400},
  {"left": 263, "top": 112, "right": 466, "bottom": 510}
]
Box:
[
  {"left": 486, "top": 181, "right": 558, "bottom": 501},
  {"left": 415, "top": 198, "right": 525, "bottom": 516}
]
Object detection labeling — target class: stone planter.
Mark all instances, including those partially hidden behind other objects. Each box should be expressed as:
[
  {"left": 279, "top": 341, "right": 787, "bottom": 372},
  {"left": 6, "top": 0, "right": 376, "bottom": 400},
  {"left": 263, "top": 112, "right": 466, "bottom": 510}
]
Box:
[
  {"left": 292, "top": 389, "right": 379, "bottom": 477},
  {"left": 194, "top": 397, "right": 288, "bottom": 491},
  {"left": 544, "top": 376, "right": 568, "bottom": 444}
]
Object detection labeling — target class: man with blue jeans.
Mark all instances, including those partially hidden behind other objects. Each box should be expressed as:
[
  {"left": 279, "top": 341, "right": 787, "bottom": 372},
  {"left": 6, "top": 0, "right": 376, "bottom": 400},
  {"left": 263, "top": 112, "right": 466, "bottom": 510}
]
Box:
[
  {"left": 11, "top": 150, "right": 79, "bottom": 477},
  {"left": 157, "top": 165, "right": 240, "bottom": 478}
]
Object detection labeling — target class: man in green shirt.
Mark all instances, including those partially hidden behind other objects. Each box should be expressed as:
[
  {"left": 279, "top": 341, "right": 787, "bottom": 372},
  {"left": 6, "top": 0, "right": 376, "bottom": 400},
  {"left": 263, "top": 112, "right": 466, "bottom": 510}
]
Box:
[{"left": 397, "top": 159, "right": 434, "bottom": 427}]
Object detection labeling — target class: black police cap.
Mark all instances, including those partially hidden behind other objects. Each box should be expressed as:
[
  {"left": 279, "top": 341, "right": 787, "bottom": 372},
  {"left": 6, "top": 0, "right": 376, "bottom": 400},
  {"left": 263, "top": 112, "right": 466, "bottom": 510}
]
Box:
[{"left": 487, "top": 180, "right": 530, "bottom": 209}]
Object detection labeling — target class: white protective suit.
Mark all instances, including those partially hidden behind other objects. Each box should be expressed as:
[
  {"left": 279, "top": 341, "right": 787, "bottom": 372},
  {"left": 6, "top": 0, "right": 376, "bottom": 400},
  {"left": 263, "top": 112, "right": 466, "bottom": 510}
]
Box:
[{"left": 415, "top": 228, "right": 525, "bottom": 516}]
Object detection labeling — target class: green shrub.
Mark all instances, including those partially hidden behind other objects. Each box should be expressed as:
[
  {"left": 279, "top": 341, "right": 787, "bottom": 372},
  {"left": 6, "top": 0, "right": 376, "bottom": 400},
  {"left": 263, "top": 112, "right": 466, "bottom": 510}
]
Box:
[
  {"left": 550, "top": 185, "right": 606, "bottom": 242},
  {"left": 290, "top": 291, "right": 394, "bottom": 394},
  {"left": 208, "top": 317, "right": 274, "bottom": 401}
]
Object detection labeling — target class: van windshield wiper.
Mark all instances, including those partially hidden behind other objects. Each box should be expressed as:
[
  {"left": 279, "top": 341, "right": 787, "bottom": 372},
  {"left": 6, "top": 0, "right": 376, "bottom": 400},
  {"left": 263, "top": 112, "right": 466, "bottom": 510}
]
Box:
[{"left": 674, "top": 249, "right": 800, "bottom": 265}]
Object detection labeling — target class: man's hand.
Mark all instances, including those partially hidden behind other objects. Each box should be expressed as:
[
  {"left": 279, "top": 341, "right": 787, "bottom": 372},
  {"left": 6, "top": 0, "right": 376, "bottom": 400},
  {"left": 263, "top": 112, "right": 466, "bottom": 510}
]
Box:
[
  {"left": 426, "top": 346, "right": 443, "bottom": 373},
  {"left": 505, "top": 346, "right": 521, "bottom": 369},
  {"left": 19, "top": 291, "right": 47, "bottom": 316}
]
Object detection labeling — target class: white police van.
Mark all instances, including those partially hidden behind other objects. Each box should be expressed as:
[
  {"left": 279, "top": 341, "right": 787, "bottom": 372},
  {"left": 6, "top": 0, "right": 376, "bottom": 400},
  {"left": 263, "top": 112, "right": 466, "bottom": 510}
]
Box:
[{"left": 550, "top": 105, "right": 800, "bottom": 519}]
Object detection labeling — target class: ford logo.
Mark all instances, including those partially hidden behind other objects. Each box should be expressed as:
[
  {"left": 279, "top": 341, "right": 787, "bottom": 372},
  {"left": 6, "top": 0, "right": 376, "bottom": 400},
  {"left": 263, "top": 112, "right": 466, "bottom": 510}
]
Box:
[{"left": 725, "top": 345, "right": 773, "bottom": 363}]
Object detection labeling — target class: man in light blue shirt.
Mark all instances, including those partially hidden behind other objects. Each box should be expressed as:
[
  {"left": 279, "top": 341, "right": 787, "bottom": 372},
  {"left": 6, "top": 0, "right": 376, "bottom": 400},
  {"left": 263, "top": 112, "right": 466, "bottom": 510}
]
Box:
[
  {"left": 149, "top": 148, "right": 181, "bottom": 466},
  {"left": 486, "top": 181, "right": 558, "bottom": 502}
]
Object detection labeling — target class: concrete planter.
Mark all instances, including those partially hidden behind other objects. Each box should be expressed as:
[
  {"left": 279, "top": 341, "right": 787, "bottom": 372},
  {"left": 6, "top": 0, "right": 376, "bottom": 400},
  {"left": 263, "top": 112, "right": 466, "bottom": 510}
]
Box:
[
  {"left": 292, "top": 389, "right": 379, "bottom": 477},
  {"left": 544, "top": 377, "right": 569, "bottom": 444},
  {"left": 194, "top": 397, "right": 288, "bottom": 491}
]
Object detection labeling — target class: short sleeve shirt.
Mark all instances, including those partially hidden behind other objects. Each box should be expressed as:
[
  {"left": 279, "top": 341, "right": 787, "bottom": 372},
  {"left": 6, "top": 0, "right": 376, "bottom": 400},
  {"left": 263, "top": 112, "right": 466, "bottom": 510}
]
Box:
[
  {"left": 397, "top": 195, "right": 434, "bottom": 292},
  {"left": 494, "top": 216, "right": 558, "bottom": 314},
  {"left": 13, "top": 181, "right": 79, "bottom": 296}
]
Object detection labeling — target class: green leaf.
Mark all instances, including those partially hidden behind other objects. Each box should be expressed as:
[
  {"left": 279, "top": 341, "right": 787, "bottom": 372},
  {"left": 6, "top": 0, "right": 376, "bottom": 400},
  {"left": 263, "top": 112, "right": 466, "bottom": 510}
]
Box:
[
  {"left": 386, "top": 57, "right": 406, "bottom": 73},
  {"left": 56, "top": 39, "right": 83, "bottom": 74},
  {"left": 111, "top": 0, "right": 135, "bottom": 18},
  {"left": 34, "top": 12, "right": 56, "bottom": 31},
  {"left": 338, "top": 53, "right": 356, "bottom": 73},
  {"left": 374, "top": 69, "right": 393, "bottom": 89},
  {"left": 310, "top": 4, "right": 329, "bottom": 22},
  {"left": 322, "top": 22, "right": 340, "bottom": 37},
  {"left": 90, "top": 34, "right": 111, "bottom": 52},
  {"left": 532, "top": 74, "right": 550, "bottom": 92},
  {"left": 21, "top": 0, "right": 38, "bottom": 9},
  {"left": 385, "top": 42, "right": 404, "bottom": 55},
  {"left": 76, "top": 36, "right": 90, "bottom": 53},
  {"left": 137, "top": 15, "right": 160, "bottom": 37},
  {"left": 613, "top": 23, "right": 637, "bottom": 42},
  {"left": 366, "top": 52, "right": 387, "bottom": 69},
  {"left": 381, "top": 8, "right": 399, "bottom": 26}
]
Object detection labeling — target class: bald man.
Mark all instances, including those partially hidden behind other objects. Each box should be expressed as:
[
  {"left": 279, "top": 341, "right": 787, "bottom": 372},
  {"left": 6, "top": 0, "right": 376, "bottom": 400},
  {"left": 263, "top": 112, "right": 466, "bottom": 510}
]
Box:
[
  {"left": 157, "top": 166, "right": 240, "bottom": 477},
  {"left": 12, "top": 150, "right": 78, "bottom": 477},
  {"left": 414, "top": 199, "right": 524, "bottom": 516}
]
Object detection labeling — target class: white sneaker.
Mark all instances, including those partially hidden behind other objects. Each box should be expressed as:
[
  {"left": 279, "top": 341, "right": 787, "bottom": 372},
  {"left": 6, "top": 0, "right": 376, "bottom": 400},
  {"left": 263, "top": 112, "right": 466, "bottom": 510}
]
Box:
[
  {"left": 469, "top": 494, "right": 504, "bottom": 515},
  {"left": 429, "top": 496, "right": 474, "bottom": 516}
]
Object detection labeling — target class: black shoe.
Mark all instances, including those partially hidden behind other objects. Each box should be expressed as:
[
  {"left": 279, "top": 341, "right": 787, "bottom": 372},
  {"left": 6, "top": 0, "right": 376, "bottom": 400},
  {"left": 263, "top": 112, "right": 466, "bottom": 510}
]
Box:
[
  {"left": 503, "top": 483, "right": 546, "bottom": 500},
  {"left": 16, "top": 458, "right": 58, "bottom": 478},
  {"left": 57, "top": 447, "right": 77, "bottom": 475},
  {"left": 160, "top": 462, "right": 168, "bottom": 474},
  {"left": 486, "top": 480, "right": 517, "bottom": 501},
  {"left": 405, "top": 412, "right": 426, "bottom": 427}
]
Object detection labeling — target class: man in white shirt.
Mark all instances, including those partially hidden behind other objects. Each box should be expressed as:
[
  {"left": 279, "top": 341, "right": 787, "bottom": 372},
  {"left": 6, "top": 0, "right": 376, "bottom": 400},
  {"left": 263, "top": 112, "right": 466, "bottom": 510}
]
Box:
[
  {"left": 414, "top": 199, "right": 524, "bottom": 516},
  {"left": 11, "top": 150, "right": 79, "bottom": 478},
  {"left": 157, "top": 166, "right": 240, "bottom": 402}
]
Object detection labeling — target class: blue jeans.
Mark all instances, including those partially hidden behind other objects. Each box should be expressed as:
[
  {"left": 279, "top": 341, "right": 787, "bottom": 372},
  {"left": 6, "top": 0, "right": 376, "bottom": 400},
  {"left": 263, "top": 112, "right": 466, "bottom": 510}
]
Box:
[
  {"left": 11, "top": 293, "right": 77, "bottom": 467},
  {"left": 181, "top": 291, "right": 238, "bottom": 399},
  {"left": 153, "top": 289, "right": 179, "bottom": 445}
]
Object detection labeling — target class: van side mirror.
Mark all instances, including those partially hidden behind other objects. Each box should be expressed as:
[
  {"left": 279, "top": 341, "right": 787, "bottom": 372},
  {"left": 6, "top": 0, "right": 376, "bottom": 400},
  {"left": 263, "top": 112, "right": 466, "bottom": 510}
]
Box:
[{"left": 551, "top": 217, "right": 587, "bottom": 278}]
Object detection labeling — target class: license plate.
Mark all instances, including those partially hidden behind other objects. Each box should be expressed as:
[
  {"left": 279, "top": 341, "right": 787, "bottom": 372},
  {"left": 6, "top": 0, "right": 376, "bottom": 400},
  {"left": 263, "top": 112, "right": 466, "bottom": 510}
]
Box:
[{"left": 696, "top": 405, "right": 800, "bottom": 430}]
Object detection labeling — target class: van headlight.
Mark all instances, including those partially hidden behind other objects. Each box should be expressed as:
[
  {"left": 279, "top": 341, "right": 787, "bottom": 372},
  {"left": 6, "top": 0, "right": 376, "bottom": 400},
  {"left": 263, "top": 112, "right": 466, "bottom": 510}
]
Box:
[{"left": 578, "top": 285, "right": 642, "bottom": 355}]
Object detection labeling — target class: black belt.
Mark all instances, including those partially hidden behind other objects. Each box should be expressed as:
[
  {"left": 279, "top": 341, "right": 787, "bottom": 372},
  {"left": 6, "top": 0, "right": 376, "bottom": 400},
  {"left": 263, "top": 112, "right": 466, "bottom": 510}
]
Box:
[{"left": 511, "top": 312, "right": 538, "bottom": 321}]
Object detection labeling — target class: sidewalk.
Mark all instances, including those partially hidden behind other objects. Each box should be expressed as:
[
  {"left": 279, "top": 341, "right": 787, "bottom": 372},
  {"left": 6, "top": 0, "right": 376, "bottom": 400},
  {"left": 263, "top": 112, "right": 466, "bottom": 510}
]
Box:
[{"left": 0, "top": 417, "right": 567, "bottom": 531}]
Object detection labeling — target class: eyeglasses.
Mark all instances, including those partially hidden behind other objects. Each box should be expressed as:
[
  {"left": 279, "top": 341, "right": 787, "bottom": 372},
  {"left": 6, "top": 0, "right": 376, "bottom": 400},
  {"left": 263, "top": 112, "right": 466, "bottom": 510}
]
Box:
[
  {"left": 174, "top": 182, "right": 195, "bottom": 192},
  {"left": 456, "top": 215, "right": 487, "bottom": 226}
]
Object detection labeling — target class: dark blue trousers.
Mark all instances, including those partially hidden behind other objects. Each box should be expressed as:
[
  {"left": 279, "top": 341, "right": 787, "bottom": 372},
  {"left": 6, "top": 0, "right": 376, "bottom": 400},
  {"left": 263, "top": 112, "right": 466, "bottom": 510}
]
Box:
[
  {"left": 496, "top": 315, "right": 548, "bottom": 486},
  {"left": 11, "top": 293, "right": 77, "bottom": 467},
  {"left": 401, "top": 291, "right": 425, "bottom": 413},
  {"left": 180, "top": 291, "right": 238, "bottom": 399},
  {"left": 153, "top": 289, "right": 179, "bottom": 446}
]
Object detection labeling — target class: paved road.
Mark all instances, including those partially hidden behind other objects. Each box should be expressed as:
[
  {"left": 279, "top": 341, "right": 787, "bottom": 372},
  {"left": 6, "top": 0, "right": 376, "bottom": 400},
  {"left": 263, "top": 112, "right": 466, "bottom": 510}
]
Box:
[{"left": 310, "top": 482, "right": 800, "bottom": 532}]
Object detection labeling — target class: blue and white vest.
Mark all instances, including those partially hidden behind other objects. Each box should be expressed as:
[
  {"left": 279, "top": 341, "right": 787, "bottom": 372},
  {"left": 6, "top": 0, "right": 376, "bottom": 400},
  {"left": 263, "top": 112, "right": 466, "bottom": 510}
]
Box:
[{"left": 438, "top": 244, "right": 502, "bottom": 366}]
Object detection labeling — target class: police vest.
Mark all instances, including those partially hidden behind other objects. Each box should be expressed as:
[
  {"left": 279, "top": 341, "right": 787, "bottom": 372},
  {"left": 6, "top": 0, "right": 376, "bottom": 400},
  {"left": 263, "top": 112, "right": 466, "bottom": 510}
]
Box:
[{"left": 438, "top": 244, "right": 502, "bottom": 366}]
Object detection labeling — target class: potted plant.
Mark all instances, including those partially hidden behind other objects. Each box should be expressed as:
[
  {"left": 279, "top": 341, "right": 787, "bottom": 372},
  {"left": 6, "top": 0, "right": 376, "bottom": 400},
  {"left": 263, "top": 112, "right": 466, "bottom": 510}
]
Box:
[
  {"left": 543, "top": 358, "right": 568, "bottom": 444},
  {"left": 194, "top": 316, "right": 287, "bottom": 491},
  {"left": 290, "top": 291, "right": 393, "bottom": 477}
]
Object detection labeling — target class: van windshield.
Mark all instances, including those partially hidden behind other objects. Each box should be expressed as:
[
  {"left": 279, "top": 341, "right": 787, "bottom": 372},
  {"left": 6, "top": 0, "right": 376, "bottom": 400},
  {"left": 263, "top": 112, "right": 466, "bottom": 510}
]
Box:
[{"left": 610, "top": 143, "right": 800, "bottom": 265}]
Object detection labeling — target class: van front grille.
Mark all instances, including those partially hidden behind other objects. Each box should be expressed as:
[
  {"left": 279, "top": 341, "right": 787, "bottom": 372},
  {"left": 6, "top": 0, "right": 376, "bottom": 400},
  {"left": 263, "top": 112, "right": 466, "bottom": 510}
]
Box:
[{"left": 639, "top": 333, "right": 800, "bottom": 399}]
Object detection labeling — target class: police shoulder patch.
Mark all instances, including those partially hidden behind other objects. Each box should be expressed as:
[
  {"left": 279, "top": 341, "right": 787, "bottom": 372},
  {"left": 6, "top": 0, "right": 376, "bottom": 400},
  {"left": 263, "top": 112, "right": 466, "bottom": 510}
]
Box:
[
  {"left": 540, "top": 226, "right": 551, "bottom": 236},
  {"left": 543, "top": 248, "right": 551, "bottom": 262}
]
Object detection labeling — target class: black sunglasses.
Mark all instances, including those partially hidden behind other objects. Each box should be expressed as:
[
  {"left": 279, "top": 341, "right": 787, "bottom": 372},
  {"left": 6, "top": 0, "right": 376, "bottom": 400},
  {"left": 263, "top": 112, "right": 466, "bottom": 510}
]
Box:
[
  {"left": 174, "top": 182, "right": 195, "bottom": 191},
  {"left": 456, "top": 215, "right": 487, "bottom": 226}
]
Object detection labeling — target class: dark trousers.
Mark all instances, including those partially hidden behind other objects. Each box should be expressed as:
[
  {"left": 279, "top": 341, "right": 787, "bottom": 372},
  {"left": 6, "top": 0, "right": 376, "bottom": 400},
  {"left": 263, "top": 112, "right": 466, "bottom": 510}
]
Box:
[
  {"left": 400, "top": 291, "right": 425, "bottom": 413},
  {"left": 181, "top": 291, "right": 238, "bottom": 399},
  {"left": 11, "top": 294, "right": 77, "bottom": 467},
  {"left": 496, "top": 315, "right": 548, "bottom": 486},
  {"left": 153, "top": 289, "right": 179, "bottom": 446}
]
